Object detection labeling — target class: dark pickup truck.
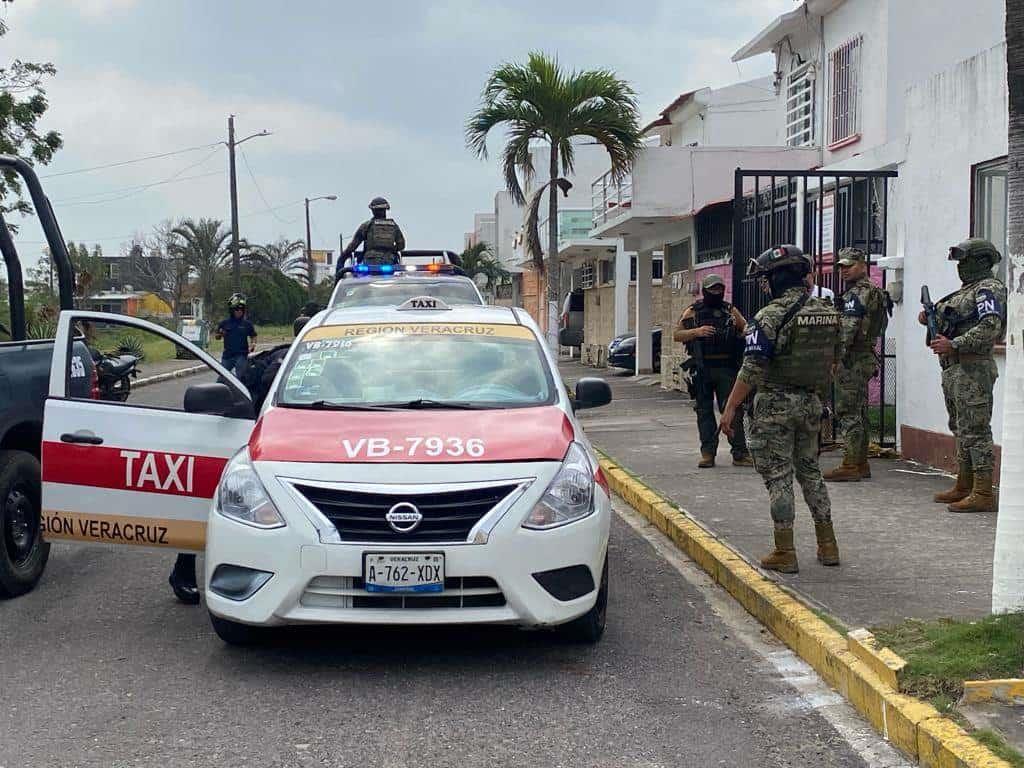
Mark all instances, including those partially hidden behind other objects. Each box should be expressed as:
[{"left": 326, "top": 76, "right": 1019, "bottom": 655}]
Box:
[{"left": 0, "top": 155, "right": 88, "bottom": 596}]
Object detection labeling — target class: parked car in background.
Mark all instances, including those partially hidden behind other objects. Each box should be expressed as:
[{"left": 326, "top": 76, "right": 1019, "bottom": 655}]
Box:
[
  {"left": 558, "top": 290, "right": 584, "bottom": 348},
  {"left": 607, "top": 328, "right": 661, "bottom": 373}
]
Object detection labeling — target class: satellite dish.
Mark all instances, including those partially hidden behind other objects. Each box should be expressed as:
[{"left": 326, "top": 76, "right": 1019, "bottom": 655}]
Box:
[{"left": 473, "top": 272, "right": 489, "bottom": 288}]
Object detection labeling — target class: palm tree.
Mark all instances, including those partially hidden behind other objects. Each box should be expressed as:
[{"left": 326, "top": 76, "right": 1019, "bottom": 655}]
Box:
[
  {"left": 992, "top": 0, "right": 1024, "bottom": 611},
  {"left": 170, "top": 218, "right": 230, "bottom": 320},
  {"left": 246, "top": 238, "right": 308, "bottom": 282},
  {"left": 459, "top": 241, "right": 510, "bottom": 295},
  {"left": 466, "top": 52, "right": 643, "bottom": 333}
]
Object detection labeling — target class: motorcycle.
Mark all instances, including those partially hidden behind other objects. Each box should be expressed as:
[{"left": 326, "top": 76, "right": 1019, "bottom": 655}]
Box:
[{"left": 90, "top": 349, "right": 140, "bottom": 402}]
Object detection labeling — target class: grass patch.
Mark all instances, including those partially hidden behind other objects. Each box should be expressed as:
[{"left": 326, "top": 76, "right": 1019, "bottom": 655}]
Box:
[
  {"left": 873, "top": 614, "right": 1024, "bottom": 701},
  {"left": 974, "top": 728, "right": 1024, "bottom": 767},
  {"left": 257, "top": 324, "right": 295, "bottom": 343},
  {"left": 90, "top": 328, "right": 176, "bottom": 364}
]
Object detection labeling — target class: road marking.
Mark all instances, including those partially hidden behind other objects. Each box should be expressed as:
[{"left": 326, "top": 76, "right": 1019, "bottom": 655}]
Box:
[{"left": 614, "top": 499, "right": 912, "bottom": 768}]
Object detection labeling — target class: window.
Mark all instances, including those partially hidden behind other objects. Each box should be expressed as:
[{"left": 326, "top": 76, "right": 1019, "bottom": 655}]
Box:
[
  {"left": 579, "top": 262, "right": 595, "bottom": 289},
  {"left": 629, "top": 255, "right": 664, "bottom": 281},
  {"left": 695, "top": 203, "right": 732, "bottom": 264},
  {"left": 827, "top": 36, "right": 862, "bottom": 147},
  {"left": 665, "top": 239, "right": 692, "bottom": 273},
  {"left": 106, "top": 262, "right": 119, "bottom": 280},
  {"left": 599, "top": 259, "right": 614, "bottom": 285},
  {"left": 786, "top": 63, "right": 816, "bottom": 147},
  {"left": 972, "top": 158, "right": 1008, "bottom": 285}
]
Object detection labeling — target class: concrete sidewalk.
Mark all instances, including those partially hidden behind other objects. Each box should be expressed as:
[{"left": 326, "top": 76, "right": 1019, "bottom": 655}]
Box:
[{"left": 562, "top": 361, "right": 997, "bottom": 629}]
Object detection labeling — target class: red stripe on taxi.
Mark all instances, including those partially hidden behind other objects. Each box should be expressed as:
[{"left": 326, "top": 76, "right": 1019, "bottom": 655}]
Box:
[
  {"left": 42, "top": 442, "right": 228, "bottom": 498},
  {"left": 249, "top": 406, "right": 575, "bottom": 463}
]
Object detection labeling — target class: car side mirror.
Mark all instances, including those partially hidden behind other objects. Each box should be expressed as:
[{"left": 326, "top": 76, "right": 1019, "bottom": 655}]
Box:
[
  {"left": 574, "top": 377, "right": 612, "bottom": 410},
  {"left": 185, "top": 382, "right": 253, "bottom": 418}
]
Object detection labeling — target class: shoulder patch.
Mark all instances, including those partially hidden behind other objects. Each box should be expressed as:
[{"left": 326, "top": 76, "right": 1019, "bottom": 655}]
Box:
[
  {"left": 744, "top": 321, "right": 774, "bottom": 359},
  {"left": 841, "top": 292, "right": 866, "bottom": 317},
  {"left": 976, "top": 287, "right": 1003, "bottom": 321}
]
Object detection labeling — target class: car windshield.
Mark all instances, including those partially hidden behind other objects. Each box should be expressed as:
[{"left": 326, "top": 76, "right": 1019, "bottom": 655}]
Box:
[
  {"left": 277, "top": 322, "right": 556, "bottom": 409},
  {"left": 332, "top": 279, "right": 481, "bottom": 308}
]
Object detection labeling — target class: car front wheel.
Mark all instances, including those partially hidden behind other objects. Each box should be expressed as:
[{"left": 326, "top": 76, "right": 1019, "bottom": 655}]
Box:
[{"left": 0, "top": 450, "right": 50, "bottom": 598}]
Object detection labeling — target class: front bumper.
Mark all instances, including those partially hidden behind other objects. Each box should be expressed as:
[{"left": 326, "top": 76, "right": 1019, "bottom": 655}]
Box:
[{"left": 205, "top": 460, "right": 611, "bottom": 628}]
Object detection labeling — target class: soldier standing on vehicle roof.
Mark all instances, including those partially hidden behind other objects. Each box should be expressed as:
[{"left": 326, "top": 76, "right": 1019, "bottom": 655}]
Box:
[
  {"left": 674, "top": 274, "right": 752, "bottom": 469},
  {"left": 918, "top": 238, "right": 1007, "bottom": 513},
  {"left": 340, "top": 197, "right": 406, "bottom": 271},
  {"left": 719, "top": 245, "right": 842, "bottom": 574},
  {"left": 824, "top": 247, "right": 889, "bottom": 483}
]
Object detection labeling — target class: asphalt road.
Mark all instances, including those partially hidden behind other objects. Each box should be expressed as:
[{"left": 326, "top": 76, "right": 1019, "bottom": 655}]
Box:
[{"left": 1, "top": 496, "right": 909, "bottom": 767}]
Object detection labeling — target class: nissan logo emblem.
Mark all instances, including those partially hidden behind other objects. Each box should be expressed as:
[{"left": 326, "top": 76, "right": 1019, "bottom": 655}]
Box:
[{"left": 385, "top": 502, "right": 423, "bottom": 533}]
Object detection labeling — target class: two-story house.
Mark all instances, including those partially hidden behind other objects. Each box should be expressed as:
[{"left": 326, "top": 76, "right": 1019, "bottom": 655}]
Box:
[
  {"left": 732, "top": 0, "right": 1007, "bottom": 473},
  {"left": 586, "top": 76, "right": 819, "bottom": 375}
]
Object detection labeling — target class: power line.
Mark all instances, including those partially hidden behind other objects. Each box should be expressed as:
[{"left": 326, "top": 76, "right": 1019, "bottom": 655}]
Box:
[
  {"left": 239, "top": 149, "right": 297, "bottom": 225},
  {"left": 240, "top": 199, "right": 303, "bottom": 218},
  {"left": 52, "top": 148, "right": 223, "bottom": 207},
  {"left": 39, "top": 141, "right": 222, "bottom": 179}
]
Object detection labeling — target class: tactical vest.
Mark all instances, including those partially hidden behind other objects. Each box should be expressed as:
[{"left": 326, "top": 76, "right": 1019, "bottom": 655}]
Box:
[
  {"left": 841, "top": 280, "right": 888, "bottom": 355},
  {"left": 365, "top": 218, "right": 399, "bottom": 252},
  {"left": 935, "top": 278, "right": 1007, "bottom": 341},
  {"left": 764, "top": 296, "right": 841, "bottom": 389},
  {"left": 687, "top": 300, "right": 739, "bottom": 367}
]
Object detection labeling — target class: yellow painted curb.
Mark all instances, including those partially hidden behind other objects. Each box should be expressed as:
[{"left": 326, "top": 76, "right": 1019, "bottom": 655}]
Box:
[
  {"left": 597, "top": 450, "right": 1012, "bottom": 768},
  {"left": 963, "top": 679, "right": 1024, "bottom": 705}
]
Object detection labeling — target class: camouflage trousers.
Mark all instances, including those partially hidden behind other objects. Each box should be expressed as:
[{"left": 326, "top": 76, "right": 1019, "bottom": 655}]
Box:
[
  {"left": 746, "top": 387, "right": 832, "bottom": 529},
  {"left": 835, "top": 356, "right": 876, "bottom": 464},
  {"left": 941, "top": 359, "right": 998, "bottom": 471}
]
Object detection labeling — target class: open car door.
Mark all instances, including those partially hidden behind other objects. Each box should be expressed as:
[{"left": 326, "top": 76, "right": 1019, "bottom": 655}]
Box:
[{"left": 41, "top": 311, "right": 255, "bottom": 551}]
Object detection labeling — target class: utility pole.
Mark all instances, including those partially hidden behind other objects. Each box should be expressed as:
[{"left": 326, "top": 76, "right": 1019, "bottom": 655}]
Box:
[
  {"left": 303, "top": 195, "right": 338, "bottom": 297},
  {"left": 224, "top": 116, "right": 272, "bottom": 294},
  {"left": 228, "top": 115, "right": 241, "bottom": 292}
]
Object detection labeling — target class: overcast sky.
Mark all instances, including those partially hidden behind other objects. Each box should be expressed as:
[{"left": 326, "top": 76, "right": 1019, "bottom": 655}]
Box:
[{"left": 3, "top": 0, "right": 788, "bottom": 261}]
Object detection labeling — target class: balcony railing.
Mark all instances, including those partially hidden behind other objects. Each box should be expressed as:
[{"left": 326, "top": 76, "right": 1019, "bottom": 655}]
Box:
[{"left": 591, "top": 170, "right": 633, "bottom": 229}]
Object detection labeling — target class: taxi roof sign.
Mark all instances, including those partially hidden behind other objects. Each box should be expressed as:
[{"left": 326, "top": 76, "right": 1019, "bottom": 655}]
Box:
[{"left": 396, "top": 296, "right": 453, "bottom": 311}]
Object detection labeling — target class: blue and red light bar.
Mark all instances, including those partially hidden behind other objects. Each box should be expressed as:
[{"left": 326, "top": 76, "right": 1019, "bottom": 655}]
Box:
[{"left": 341, "top": 263, "right": 464, "bottom": 279}]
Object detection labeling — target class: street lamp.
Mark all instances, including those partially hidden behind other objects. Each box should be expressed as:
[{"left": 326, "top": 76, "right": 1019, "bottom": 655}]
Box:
[
  {"left": 305, "top": 195, "right": 338, "bottom": 295},
  {"left": 225, "top": 116, "right": 272, "bottom": 292}
]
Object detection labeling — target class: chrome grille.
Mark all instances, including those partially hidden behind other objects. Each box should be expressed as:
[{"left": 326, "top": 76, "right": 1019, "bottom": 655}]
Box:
[
  {"left": 301, "top": 576, "right": 506, "bottom": 609},
  {"left": 293, "top": 483, "right": 519, "bottom": 543}
]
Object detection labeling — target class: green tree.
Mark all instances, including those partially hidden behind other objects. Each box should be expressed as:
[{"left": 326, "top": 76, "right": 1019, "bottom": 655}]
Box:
[
  {"left": 466, "top": 52, "right": 642, "bottom": 330},
  {"left": 0, "top": 19, "right": 63, "bottom": 224},
  {"left": 67, "top": 241, "right": 103, "bottom": 304},
  {"left": 245, "top": 238, "right": 308, "bottom": 282},
  {"left": 170, "top": 218, "right": 230, "bottom": 321},
  {"left": 459, "top": 241, "right": 510, "bottom": 294}
]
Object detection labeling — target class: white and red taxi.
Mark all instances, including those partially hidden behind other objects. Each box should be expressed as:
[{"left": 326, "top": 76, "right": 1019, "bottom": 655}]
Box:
[{"left": 40, "top": 298, "right": 614, "bottom": 645}]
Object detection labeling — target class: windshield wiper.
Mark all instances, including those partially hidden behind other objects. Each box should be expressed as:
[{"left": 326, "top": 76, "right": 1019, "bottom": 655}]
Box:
[
  {"left": 281, "top": 400, "right": 396, "bottom": 411},
  {"left": 387, "top": 398, "right": 490, "bottom": 410}
]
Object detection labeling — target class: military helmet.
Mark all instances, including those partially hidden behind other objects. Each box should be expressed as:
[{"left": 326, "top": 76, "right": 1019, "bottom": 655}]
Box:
[
  {"left": 228, "top": 293, "right": 247, "bottom": 309},
  {"left": 948, "top": 237, "right": 1001, "bottom": 265},
  {"left": 747, "top": 244, "right": 811, "bottom": 278},
  {"left": 369, "top": 196, "right": 390, "bottom": 211}
]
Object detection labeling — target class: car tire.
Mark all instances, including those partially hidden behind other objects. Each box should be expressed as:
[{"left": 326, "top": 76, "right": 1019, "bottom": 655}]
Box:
[
  {"left": 209, "top": 612, "right": 267, "bottom": 646},
  {"left": 0, "top": 450, "right": 50, "bottom": 598},
  {"left": 558, "top": 557, "right": 608, "bottom": 644}
]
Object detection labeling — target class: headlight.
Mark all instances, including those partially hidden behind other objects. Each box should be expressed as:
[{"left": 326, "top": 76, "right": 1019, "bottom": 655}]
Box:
[
  {"left": 523, "top": 442, "right": 595, "bottom": 530},
  {"left": 216, "top": 449, "right": 285, "bottom": 528}
]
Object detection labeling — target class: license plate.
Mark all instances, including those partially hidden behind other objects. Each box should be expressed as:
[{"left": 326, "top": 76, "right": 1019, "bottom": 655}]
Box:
[{"left": 363, "top": 553, "right": 444, "bottom": 593}]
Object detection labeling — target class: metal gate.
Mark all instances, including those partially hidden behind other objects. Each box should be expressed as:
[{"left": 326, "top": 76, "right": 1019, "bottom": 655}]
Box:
[{"left": 730, "top": 168, "right": 899, "bottom": 448}]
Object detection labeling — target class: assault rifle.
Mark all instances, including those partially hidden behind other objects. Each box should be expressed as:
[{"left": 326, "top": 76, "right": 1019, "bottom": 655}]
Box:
[{"left": 920, "top": 285, "right": 940, "bottom": 343}]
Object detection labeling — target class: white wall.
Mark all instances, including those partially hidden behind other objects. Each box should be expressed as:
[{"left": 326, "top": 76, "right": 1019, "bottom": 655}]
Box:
[
  {"left": 662, "top": 78, "right": 777, "bottom": 149},
  {"left": 493, "top": 190, "right": 521, "bottom": 267},
  {"left": 896, "top": 43, "right": 1008, "bottom": 443},
  {"left": 473, "top": 212, "right": 497, "bottom": 252}
]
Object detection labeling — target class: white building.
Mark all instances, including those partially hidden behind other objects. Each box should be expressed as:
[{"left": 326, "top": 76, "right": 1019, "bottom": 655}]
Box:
[
  {"left": 586, "top": 76, "right": 819, "bottom": 373},
  {"left": 493, "top": 190, "right": 522, "bottom": 269},
  {"left": 732, "top": 0, "right": 1006, "bottom": 473}
]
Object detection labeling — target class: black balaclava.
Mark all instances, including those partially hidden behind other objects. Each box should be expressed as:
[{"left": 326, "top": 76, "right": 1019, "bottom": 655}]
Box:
[{"left": 702, "top": 289, "right": 725, "bottom": 308}]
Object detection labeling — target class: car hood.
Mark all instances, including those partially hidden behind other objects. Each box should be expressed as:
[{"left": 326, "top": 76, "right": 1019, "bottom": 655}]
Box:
[{"left": 249, "top": 405, "right": 575, "bottom": 463}]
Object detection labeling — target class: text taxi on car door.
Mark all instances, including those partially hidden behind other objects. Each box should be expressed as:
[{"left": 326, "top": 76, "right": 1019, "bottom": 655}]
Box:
[{"left": 40, "top": 297, "right": 614, "bottom": 645}]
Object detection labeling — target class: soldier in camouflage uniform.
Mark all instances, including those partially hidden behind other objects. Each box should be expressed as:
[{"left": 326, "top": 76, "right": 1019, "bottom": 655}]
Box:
[
  {"left": 918, "top": 238, "right": 1006, "bottom": 513},
  {"left": 824, "top": 247, "right": 889, "bottom": 482},
  {"left": 720, "top": 245, "right": 841, "bottom": 573},
  {"left": 339, "top": 197, "right": 406, "bottom": 273}
]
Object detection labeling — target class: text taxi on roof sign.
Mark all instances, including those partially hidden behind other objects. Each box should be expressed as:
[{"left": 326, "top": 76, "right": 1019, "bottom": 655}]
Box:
[{"left": 39, "top": 295, "right": 615, "bottom": 646}]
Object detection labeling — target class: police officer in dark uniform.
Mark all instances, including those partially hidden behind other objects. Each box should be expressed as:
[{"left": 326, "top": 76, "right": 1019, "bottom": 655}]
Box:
[
  {"left": 340, "top": 197, "right": 406, "bottom": 272},
  {"left": 674, "top": 274, "right": 752, "bottom": 468}
]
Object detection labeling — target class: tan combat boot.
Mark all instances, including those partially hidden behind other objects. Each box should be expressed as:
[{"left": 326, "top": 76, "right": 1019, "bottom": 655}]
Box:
[
  {"left": 814, "top": 522, "right": 841, "bottom": 566},
  {"left": 760, "top": 528, "right": 798, "bottom": 574},
  {"left": 934, "top": 461, "right": 973, "bottom": 504},
  {"left": 823, "top": 460, "right": 862, "bottom": 482},
  {"left": 698, "top": 452, "right": 715, "bottom": 469},
  {"left": 948, "top": 471, "right": 995, "bottom": 513}
]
